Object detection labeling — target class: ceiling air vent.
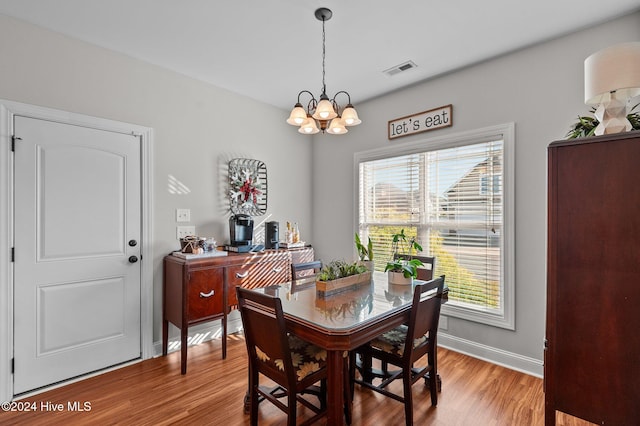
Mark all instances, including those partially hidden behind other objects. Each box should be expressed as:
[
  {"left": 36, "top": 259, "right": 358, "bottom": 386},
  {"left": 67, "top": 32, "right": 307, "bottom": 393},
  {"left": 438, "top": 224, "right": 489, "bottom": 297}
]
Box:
[{"left": 383, "top": 60, "right": 417, "bottom": 77}]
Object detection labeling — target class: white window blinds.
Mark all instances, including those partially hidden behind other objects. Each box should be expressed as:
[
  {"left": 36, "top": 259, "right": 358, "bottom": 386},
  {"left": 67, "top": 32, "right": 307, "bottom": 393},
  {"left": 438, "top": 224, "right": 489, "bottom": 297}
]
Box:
[{"left": 359, "top": 137, "right": 508, "bottom": 324}]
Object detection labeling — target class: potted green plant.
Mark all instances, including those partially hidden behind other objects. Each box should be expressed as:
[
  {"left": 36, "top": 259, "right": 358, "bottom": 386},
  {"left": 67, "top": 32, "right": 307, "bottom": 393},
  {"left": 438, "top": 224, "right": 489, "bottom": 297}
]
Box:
[
  {"left": 316, "top": 259, "right": 371, "bottom": 295},
  {"left": 384, "top": 229, "right": 424, "bottom": 285},
  {"left": 354, "top": 233, "right": 374, "bottom": 272}
]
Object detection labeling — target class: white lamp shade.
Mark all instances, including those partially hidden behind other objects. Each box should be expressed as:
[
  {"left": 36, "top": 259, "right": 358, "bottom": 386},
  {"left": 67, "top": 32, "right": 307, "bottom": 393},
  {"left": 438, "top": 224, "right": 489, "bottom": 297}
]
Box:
[
  {"left": 326, "top": 117, "right": 348, "bottom": 134},
  {"left": 584, "top": 42, "right": 640, "bottom": 105},
  {"left": 299, "top": 116, "right": 320, "bottom": 134},
  {"left": 286, "top": 105, "right": 307, "bottom": 126},
  {"left": 312, "top": 99, "right": 338, "bottom": 120},
  {"left": 341, "top": 105, "right": 361, "bottom": 126}
]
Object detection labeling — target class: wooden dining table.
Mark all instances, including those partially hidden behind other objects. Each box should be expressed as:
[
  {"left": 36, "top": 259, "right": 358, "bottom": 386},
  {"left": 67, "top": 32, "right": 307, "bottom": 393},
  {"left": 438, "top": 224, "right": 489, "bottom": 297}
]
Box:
[{"left": 251, "top": 272, "right": 447, "bottom": 425}]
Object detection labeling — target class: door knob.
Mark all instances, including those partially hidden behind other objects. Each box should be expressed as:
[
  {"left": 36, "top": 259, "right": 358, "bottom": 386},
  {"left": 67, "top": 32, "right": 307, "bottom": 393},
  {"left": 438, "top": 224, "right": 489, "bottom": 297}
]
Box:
[
  {"left": 128, "top": 256, "right": 138, "bottom": 263},
  {"left": 129, "top": 239, "right": 137, "bottom": 247}
]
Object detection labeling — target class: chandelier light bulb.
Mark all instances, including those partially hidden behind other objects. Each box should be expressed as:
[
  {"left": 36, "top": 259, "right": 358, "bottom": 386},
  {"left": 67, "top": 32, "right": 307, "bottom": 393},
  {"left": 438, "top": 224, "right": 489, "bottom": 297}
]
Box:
[
  {"left": 341, "top": 104, "right": 361, "bottom": 126},
  {"left": 299, "top": 116, "right": 320, "bottom": 134},
  {"left": 327, "top": 117, "right": 348, "bottom": 134},
  {"left": 313, "top": 98, "right": 338, "bottom": 120},
  {"left": 286, "top": 103, "right": 307, "bottom": 125}
]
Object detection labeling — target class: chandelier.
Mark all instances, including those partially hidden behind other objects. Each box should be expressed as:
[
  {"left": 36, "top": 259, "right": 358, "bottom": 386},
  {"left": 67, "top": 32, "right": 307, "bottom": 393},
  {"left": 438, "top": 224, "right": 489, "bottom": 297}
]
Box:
[{"left": 286, "top": 7, "right": 361, "bottom": 135}]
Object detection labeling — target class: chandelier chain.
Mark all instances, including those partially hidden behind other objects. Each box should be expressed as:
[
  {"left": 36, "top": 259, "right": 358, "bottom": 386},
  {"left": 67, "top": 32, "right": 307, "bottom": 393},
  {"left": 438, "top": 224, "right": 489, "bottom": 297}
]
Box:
[{"left": 321, "top": 16, "right": 326, "bottom": 94}]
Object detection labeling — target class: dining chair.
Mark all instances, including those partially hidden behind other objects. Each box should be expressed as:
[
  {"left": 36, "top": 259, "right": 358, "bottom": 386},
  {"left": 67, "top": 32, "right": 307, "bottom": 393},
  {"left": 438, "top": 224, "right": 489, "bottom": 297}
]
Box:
[
  {"left": 350, "top": 276, "right": 445, "bottom": 426},
  {"left": 237, "top": 286, "right": 328, "bottom": 426},
  {"left": 393, "top": 253, "right": 436, "bottom": 281},
  {"left": 290, "top": 260, "right": 322, "bottom": 292}
]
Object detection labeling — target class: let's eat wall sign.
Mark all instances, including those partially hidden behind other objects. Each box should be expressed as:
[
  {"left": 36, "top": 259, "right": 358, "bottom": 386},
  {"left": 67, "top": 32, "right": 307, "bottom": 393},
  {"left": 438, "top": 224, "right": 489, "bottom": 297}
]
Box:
[{"left": 388, "top": 104, "right": 452, "bottom": 140}]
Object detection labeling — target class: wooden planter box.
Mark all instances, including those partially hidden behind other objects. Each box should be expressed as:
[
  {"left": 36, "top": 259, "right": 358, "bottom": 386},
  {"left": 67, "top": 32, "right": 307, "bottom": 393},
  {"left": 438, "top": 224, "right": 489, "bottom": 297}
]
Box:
[
  {"left": 316, "top": 271, "right": 372, "bottom": 296},
  {"left": 315, "top": 282, "right": 374, "bottom": 316}
]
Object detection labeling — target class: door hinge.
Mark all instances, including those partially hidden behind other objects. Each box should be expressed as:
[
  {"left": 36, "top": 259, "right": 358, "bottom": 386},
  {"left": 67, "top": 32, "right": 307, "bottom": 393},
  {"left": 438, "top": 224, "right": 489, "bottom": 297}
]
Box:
[
  {"left": 11, "top": 358, "right": 14, "bottom": 374},
  {"left": 11, "top": 136, "right": 21, "bottom": 152},
  {"left": 11, "top": 247, "right": 14, "bottom": 262}
]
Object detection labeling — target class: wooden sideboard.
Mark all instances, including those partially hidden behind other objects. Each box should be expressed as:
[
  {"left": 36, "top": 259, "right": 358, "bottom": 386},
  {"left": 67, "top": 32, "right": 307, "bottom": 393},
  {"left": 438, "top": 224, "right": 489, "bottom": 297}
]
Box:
[
  {"left": 162, "top": 246, "right": 314, "bottom": 374},
  {"left": 546, "top": 132, "right": 640, "bottom": 424}
]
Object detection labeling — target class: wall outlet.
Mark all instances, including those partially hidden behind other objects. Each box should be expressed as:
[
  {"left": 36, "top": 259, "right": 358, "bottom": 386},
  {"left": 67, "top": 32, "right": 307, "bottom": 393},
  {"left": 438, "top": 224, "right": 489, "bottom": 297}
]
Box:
[
  {"left": 176, "top": 208, "right": 191, "bottom": 222},
  {"left": 176, "top": 225, "right": 196, "bottom": 239}
]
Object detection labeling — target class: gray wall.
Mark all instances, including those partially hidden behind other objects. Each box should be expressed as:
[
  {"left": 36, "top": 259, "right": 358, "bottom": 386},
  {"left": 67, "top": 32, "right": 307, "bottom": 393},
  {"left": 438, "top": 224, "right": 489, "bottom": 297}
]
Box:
[
  {"left": 0, "top": 14, "right": 314, "bottom": 345},
  {"left": 1, "top": 10, "right": 639, "bottom": 376},
  {"left": 311, "top": 11, "right": 640, "bottom": 374}
]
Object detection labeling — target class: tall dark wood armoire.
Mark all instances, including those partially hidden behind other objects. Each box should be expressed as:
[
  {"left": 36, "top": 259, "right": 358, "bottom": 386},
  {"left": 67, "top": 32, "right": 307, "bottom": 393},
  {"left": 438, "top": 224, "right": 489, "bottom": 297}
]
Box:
[{"left": 546, "top": 131, "right": 640, "bottom": 425}]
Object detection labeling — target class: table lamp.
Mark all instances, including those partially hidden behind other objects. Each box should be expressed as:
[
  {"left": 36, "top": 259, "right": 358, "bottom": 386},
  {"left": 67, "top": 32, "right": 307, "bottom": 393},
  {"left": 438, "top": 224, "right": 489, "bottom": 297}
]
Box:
[{"left": 584, "top": 41, "right": 640, "bottom": 135}]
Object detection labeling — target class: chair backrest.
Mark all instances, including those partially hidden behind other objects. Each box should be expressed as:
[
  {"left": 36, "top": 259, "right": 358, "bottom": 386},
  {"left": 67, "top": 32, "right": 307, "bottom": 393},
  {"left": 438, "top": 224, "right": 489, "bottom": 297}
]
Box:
[
  {"left": 291, "top": 260, "right": 323, "bottom": 281},
  {"left": 404, "top": 275, "right": 445, "bottom": 362},
  {"left": 236, "top": 287, "right": 296, "bottom": 385},
  {"left": 393, "top": 254, "right": 436, "bottom": 281}
]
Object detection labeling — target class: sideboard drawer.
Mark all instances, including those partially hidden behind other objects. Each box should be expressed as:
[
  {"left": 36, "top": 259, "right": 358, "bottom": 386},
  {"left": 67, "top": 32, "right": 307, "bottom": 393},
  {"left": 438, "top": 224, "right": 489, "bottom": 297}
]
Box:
[
  {"left": 187, "top": 268, "right": 224, "bottom": 322},
  {"left": 227, "top": 257, "right": 290, "bottom": 306}
]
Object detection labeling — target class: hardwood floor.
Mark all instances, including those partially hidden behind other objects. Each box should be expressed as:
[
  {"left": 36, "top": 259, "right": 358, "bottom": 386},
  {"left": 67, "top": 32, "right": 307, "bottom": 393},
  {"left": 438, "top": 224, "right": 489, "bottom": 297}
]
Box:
[{"left": 1, "top": 334, "right": 594, "bottom": 425}]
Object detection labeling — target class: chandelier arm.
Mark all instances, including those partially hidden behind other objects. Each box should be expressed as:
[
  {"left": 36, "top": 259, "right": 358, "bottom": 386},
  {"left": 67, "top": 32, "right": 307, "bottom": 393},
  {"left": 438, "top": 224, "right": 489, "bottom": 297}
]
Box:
[
  {"left": 330, "top": 99, "right": 340, "bottom": 115},
  {"left": 332, "top": 91, "right": 353, "bottom": 114},
  {"left": 297, "top": 90, "right": 317, "bottom": 104},
  {"left": 306, "top": 98, "right": 318, "bottom": 114},
  {"left": 333, "top": 90, "right": 352, "bottom": 105}
]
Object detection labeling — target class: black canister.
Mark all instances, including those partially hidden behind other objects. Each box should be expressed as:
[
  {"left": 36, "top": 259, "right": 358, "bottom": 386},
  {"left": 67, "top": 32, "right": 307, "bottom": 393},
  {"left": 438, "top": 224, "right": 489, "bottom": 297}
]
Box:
[{"left": 265, "top": 221, "right": 279, "bottom": 249}]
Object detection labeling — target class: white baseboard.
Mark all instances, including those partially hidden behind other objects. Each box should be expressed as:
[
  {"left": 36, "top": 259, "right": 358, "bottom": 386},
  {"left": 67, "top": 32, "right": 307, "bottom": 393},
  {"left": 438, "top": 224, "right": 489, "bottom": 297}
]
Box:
[{"left": 438, "top": 332, "right": 543, "bottom": 378}]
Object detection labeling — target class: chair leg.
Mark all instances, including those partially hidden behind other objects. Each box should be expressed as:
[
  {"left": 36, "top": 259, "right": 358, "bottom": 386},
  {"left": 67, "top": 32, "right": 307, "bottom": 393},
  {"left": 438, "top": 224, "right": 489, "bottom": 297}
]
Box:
[
  {"left": 403, "top": 374, "right": 413, "bottom": 426},
  {"left": 428, "top": 349, "right": 438, "bottom": 405},
  {"left": 249, "top": 369, "right": 259, "bottom": 426},
  {"left": 381, "top": 360, "right": 389, "bottom": 377},
  {"left": 361, "top": 352, "right": 373, "bottom": 384},
  {"left": 288, "top": 392, "right": 297, "bottom": 426},
  {"left": 344, "top": 357, "right": 352, "bottom": 425},
  {"left": 429, "top": 372, "right": 438, "bottom": 406},
  {"left": 320, "top": 379, "right": 327, "bottom": 410}
]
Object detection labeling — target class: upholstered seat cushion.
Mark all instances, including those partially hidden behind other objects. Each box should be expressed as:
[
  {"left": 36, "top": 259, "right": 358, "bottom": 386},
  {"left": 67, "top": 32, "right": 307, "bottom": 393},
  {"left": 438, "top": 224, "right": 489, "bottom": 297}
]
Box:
[
  {"left": 369, "top": 325, "right": 428, "bottom": 357},
  {"left": 255, "top": 335, "right": 327, "bottom": 381}
]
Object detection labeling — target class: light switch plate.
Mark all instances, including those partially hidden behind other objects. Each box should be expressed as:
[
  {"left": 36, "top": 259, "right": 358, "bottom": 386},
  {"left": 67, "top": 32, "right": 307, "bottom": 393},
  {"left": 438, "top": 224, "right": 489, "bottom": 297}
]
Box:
[
  {"left": 176, "top": 208, "right": 191, "bottom": 222},
  {"left": 176, "top": 226, "right": 196, "bottom": 239}
]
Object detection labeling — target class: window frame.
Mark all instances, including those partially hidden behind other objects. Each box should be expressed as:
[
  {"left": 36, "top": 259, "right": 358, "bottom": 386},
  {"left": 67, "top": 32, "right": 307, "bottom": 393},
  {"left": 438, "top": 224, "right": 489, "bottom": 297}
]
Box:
[{"left": 354, "top": 123, "right": 515, "bottom": 329}]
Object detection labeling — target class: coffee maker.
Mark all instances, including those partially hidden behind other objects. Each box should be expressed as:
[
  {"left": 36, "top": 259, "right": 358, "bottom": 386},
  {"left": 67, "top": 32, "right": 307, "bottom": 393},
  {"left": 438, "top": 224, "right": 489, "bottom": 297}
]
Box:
[{"left": 228, "top": 214, "right": 254, "bottom": 252}]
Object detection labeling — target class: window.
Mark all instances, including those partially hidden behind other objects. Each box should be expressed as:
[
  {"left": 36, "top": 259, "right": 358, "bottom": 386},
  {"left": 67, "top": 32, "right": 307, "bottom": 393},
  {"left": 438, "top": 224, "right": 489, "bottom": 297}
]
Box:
[
  {"left": 356, "top": 124, "right": 514, "bottom": 329},
  {"left": 480, "top": 174, "right": 500, "bottom": 195}
]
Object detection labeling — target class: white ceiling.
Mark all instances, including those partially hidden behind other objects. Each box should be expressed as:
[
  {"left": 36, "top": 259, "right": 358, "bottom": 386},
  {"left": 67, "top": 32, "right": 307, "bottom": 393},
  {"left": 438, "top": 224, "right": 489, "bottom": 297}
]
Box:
[{"left": 0, "top": 0, "right": 638, "bottom": 111}]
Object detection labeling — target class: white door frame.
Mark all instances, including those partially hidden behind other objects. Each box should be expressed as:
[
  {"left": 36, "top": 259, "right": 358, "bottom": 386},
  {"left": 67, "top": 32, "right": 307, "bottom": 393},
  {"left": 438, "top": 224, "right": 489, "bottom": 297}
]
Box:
[{"left": 0, "top": 99, "right": 154, "bottom": 402}]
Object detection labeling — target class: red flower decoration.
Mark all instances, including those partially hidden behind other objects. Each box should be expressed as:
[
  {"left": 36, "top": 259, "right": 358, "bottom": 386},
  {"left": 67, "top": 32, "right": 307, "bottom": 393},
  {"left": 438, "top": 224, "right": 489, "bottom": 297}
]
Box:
[{"left": 240, "top": 178, "right": 261, "bottom": 204}]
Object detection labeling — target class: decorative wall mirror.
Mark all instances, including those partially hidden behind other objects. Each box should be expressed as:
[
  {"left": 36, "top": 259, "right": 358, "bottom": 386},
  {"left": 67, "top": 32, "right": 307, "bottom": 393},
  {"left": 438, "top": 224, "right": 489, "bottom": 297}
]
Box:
[{"left": 228, "top": 158, "right": 268, "bottom": 216}]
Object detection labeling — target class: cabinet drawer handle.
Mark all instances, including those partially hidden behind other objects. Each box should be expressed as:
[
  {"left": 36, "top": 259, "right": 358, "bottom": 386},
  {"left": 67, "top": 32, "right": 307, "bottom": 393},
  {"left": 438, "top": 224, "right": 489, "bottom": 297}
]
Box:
[
  {"left": 235, "top": 271, "right": 249, "bottom": 279},
  {"left": 199, "top": 290, "right": 215, "bottom": 298},
  {"left": 272, "top": 267, "right": 282, "bottom": 273}
]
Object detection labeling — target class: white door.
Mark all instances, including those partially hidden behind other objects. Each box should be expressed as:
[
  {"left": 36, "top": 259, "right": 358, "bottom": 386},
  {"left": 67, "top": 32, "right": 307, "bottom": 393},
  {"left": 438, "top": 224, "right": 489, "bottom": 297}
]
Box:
[{"left": 13, "top": 116, "right": 141, "bottom": 394}]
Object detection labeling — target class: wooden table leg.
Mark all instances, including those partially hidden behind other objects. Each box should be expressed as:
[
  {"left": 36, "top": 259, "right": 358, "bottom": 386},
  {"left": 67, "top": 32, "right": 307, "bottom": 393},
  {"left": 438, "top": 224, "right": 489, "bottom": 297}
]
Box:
[
  {"left": 222, "top": 314, "right": 227, "bottom": 359},
  {"left": 180, "top": 326, "right": 188, "bottom": 374},
  {"left": 162, "top": 319, "right": 168, "bottom": 356},
  {"left": 327, "top": 350, "right": 345, "bottom": 425}
]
